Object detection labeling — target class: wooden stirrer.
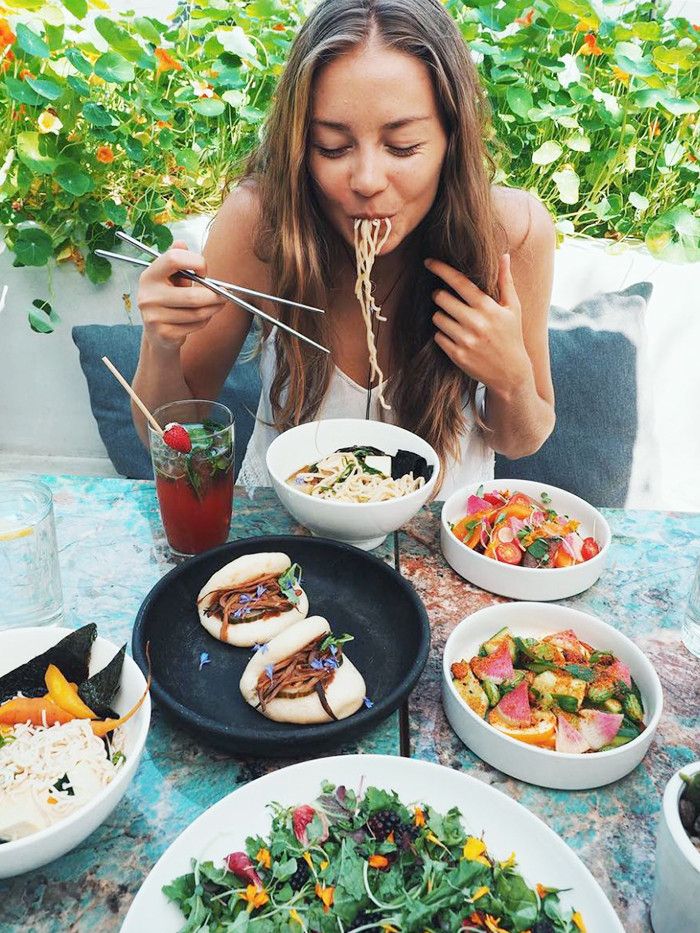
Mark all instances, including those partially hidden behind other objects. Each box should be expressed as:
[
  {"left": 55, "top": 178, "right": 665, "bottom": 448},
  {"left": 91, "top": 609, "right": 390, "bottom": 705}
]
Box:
[{"left": 101, "top": 356, "right": 163, "bottom": 437}]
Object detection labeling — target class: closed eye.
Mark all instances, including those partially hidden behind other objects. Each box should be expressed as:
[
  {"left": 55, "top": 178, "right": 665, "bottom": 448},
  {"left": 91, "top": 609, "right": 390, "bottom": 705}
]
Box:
[{"left": 313, "top": 143, "right": 424, "bottom": 159}]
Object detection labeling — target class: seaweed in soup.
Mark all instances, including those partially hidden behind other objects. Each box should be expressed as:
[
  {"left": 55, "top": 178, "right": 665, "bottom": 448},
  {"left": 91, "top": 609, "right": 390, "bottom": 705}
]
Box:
[{"left": 0, "top": 624, "right": 97, "bottom": 703}]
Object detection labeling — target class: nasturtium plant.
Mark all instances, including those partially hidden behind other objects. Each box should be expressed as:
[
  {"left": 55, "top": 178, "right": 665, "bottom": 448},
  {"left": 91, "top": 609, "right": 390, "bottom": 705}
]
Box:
[{"left": 0, "top": 0, "right": 697, "bottom": 330}]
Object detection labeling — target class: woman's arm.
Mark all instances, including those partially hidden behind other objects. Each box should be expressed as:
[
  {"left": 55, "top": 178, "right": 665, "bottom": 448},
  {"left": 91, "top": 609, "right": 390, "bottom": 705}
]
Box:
[
  {"left": 429, "top": 191, "right": 556, "bottom": 459},
  {"left": 131, "top": 185, "right": 267, "bottom": 444}
]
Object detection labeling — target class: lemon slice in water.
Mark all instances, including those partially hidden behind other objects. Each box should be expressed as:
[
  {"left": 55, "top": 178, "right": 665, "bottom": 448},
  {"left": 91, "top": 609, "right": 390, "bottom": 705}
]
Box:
[{"left": 0, "top": 526, "right": 33, "bottom": 542}]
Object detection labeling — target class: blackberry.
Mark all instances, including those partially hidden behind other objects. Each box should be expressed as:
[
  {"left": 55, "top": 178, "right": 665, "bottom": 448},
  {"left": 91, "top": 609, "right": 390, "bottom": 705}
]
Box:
[
  {"left": 289, "top": 859, "right": 310, "bottom": 891},
  {"left": 395, "top": 822, "right": 420, "bottom": 849},
  {"left": 366, "top": 808, "right": 402, "bottom": 840}
]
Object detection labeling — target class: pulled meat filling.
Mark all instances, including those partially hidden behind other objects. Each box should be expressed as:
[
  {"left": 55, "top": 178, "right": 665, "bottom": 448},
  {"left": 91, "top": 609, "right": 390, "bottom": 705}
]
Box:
[
  {"left": 199, "top": 573, "right": 294, "bottom": 641},
  {"left": 256, "top": 637, "right": 344, "bottom": 721}
]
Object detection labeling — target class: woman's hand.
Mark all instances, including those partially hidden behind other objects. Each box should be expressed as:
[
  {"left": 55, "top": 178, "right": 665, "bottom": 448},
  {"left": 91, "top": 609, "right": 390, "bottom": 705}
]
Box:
[
  {"left": 428, "top": 253, "right": 532, "bottom": 399},
  {"left": 137, "top": 239, "right": 224, "bottom": 353}
]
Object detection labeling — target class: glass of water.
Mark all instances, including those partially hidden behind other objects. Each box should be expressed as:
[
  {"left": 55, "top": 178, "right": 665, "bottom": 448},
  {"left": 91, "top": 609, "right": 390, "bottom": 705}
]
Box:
[
  {"left": 0, "top": 479, "right": 63, "bottom": 628},
  {"left": 682, "top": 558, "right": 700, "bottom": 659}
]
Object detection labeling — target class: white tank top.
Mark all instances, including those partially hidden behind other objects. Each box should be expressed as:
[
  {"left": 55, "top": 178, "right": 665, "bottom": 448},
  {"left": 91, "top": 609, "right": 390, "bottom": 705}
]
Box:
[{"left": 238, "top": 329, "right": 495, "bottom": 498}]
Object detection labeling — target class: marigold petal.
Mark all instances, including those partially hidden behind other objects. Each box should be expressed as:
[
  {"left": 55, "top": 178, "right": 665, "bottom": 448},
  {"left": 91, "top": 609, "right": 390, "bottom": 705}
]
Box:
[
  {"left": 572, "top": 912, "right": 587, "bottom": 933},
  {"left": 463, "top": 836, "right": 487, "bottom": 861}
]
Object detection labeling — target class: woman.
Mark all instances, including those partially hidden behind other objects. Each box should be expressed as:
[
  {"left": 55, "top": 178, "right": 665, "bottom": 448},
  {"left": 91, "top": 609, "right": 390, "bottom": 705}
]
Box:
[{"left": 132, "top": 0, "right": 556, "bottom": 496}]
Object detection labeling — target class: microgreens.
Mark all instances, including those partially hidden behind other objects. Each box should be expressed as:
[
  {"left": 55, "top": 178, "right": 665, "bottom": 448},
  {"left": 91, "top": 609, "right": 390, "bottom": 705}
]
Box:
[{"left": 320, "top": 633, "right": 354, "bottom": 653}]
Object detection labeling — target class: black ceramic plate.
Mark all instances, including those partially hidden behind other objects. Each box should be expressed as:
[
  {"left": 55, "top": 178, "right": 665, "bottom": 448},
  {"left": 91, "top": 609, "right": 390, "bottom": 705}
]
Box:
[{"left": 132, "top": 535, "right": 430, "bottom": 756}]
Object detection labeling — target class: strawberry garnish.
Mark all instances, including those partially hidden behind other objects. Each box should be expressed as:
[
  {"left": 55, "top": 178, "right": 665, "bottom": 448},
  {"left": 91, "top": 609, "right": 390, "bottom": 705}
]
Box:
[{"left": 163, "top": 422, "right": 192, "bottom": 453}]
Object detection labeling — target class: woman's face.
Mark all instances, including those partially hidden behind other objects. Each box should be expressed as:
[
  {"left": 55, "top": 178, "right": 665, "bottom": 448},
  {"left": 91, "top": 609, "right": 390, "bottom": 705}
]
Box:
[{"left": 308, "top": 36, "right": 449, "bottom": 258}]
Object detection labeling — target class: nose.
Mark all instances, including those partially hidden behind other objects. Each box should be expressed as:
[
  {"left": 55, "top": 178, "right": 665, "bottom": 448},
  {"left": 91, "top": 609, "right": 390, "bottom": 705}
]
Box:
[{"left": 349, "top": 146, "right": 389, "bottom": 200}]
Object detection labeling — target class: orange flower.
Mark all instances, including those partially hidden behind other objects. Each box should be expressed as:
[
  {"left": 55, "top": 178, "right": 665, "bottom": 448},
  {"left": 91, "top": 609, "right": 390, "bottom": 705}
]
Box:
[
  {"left": 515, "top": 9, "right": 534, "bottom": 27},
  {"left": 19, "top": 69, "right": 34, "bottom": 80},
  {"left": 649, "top": 119, "right": 661, "bottom": 138},
  {"left": 155, "top": 47, "right": 182, "bottom": 73},
  {"left": 315, "top": 882, "right": 334, "bottom": 912},
  {"left": 0, "top": 18, "right": 15, "bottom": 48},
  {"left": 414, "top": 806, "right": 426, "bottom": 827},
  {"left": 272, "top": 23, "right": 286, "bottom": 32},
  {"left": 368, "top": 854, "right": 389, "bottom": 869},
  {"left": 96, "top": 146, "right": 114, "bottom": 164},
  {"left": 579, "top": 33, "right": 602, "bottom": 56},
  {"left": 536, "top": 883, "right": 548, "bottom": 899},
  {"left": 255, "top": 847, "right": 271, "bottom": 869},
  {"left": 468, "top": 913, "right": 485, "bottom": 927},
  {"left": 484, "top": 917, "right": 510, "bottom": 933},
  {"left": 574, "top": 16, "right": 600, "bottom": 33},
  {"left": 611, "top": 65, "right": 630, "bottom": 85},
  {"left": 156, "top": 120, "right": 172, "bottom": 129},
  {"left": 238, "top": 883, "right": 269, "bottom": 910}
]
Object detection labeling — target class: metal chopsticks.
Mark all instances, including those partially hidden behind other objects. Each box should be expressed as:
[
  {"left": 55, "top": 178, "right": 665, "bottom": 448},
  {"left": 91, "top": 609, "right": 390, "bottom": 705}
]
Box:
[{"left": 94, "top": 230, "right": 329, "bottom": 354}]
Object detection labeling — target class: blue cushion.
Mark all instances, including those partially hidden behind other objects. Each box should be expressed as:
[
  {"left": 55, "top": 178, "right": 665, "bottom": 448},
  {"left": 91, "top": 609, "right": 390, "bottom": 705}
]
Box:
[
  {"left": 495, "top": 282, "right": 653, "bottom": 508},
  {"left": 72, "top": 324, "right": 261, "bottom": 480}
]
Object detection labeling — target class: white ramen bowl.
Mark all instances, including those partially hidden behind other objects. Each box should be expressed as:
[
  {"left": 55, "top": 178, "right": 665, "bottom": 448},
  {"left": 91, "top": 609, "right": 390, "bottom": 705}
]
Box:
[
  {"left": 266, "top": 419, "right": 439, "bottom": 550},
  {"left": 0, "top": 627, "right": 150, "bottom": 878},
  {"left": 650, "top": 760, "right": 700, "bottom": 933},
  {"left": 441, "top": 479, "right": 611, "bottom": 600},
  {"left": 442, "top": 602, "right": 663, "bottom": 790}
]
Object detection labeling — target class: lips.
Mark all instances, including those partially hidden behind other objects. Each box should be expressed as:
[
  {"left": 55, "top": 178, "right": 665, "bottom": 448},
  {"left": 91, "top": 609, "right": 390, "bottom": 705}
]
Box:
[{"left": 351, "top": 213, "right": 396, "bottom": 221}]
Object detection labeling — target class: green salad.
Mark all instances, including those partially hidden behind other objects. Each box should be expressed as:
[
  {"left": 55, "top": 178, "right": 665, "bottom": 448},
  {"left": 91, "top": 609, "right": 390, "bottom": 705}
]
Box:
[{"left": 164, "top": 781, "right": 587, "bottom": 932}]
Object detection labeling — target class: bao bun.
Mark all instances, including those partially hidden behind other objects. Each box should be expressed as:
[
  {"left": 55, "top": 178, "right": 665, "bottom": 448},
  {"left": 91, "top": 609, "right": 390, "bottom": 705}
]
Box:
[
  {"left": 239, "top": 616, "right": 366, "bottom": 724},
  {"left": 197, "top": 552, "right": 309, "bottom": 648}
]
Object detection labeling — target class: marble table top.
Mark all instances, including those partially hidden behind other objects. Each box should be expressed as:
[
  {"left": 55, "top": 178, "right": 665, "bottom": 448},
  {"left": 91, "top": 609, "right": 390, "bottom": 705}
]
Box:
[{"left": 1, "top": 476, "right": 698, "bottom": 933}]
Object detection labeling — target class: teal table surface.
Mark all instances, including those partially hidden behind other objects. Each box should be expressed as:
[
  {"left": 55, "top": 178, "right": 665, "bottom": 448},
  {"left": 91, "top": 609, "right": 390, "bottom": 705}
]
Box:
[{"left": 1, "top": 475, "right": 698, "bottom": 933}]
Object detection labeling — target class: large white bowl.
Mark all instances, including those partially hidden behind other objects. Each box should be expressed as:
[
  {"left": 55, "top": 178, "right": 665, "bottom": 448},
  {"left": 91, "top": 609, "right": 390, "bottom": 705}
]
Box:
[
  {"left": 651, "top": 760, "right": 700, "bottom": 933},
  {"left": 0, "top": 627, "right": 151, "bottom": 878},
  {"left": 266, "top": 419, "right": 439, "bottom": 550},
  {"left": 441, "top": 478, "right": 611, "bottom": 600},
  {"left": 442, "top": 602, "right": 663, "bottom": 790},
  {"left": 122, "top": 753, "right": 623, "bottom": 931}
]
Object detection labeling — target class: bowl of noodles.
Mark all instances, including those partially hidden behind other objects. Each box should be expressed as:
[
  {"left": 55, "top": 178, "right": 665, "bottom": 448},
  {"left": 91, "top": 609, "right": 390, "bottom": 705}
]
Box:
[{"left": 266, "top": 419, "right": 439, "bottom": 550}]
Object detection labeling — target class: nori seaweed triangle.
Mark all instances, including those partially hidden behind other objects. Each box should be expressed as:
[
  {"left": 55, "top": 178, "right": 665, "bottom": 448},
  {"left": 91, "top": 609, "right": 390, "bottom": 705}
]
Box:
[
  {"left": 0, "top": 624, "right": 97, "bottom": 704},
  {"left": 78, "top": 644, "right": 126, "bottom": 720}
]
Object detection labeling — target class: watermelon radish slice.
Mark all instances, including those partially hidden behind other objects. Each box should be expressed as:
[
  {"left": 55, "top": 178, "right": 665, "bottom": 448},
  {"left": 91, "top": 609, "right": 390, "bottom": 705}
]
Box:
[
  {"left": 555, "top": 714, "right": 591, "bottom": 754},
  {"left": 471, "top": 642, "right": 514, "bottom": 685},
  {"left": 493, "top": 681, "right": 531, "bottom": 728},
  {"left": 578, "top": 709, "right": 624, "bottom": 750},
  {"left": 467, "top": 494, "right": 492, "bottom": 515},
  {"left": 607, "top": 659, "right": 632, "bottom": 688}
]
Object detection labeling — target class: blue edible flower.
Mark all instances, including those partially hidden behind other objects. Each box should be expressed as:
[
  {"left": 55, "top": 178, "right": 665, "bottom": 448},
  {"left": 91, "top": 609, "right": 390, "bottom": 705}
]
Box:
[
  {"left": 324, "top": 658, "right": 339, "bottom": 670},
  {"left": 363, "top": 696, "right": 374, "bottom": 709},
  {"left": 265, "top": 664, "right": 275, "bottom": 681},
  {"left": 233, "top": 608, "right": 246, "bottom": 619},
  {"left": 310, "top": 658, "right": 325, "bottom": 670},
  {"left": 256, "top": 583, "right": 266, "bottom": 597},
  {"left": 198, "top": 652, "right": 210, "bottom": 671},
  {"left": 329, "top": 645, "right": 338, "bottom": 656},
  {"left": 252, "top": 643, "right": 269, "bottom": 654},
  {"left": 239, "top": 593, "right": 252, "bottom": 603}
]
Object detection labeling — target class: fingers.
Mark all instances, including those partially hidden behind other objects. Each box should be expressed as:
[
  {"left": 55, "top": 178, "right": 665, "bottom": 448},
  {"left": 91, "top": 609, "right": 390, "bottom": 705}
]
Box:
[
  {"left": 433, "top": 329, "right": 461, "bottom": 366},
  {"left": 425, "top": 257, "right": 492, "bottom": 309}
]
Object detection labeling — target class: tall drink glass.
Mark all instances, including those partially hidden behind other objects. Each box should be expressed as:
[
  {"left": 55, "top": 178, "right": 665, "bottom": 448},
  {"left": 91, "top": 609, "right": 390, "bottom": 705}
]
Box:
[
  {"left": 149, "top": 400, "right": 234, "bottom": 557},
  {"left": 0, "top": 479, "right": 63, "bottom": 628}
]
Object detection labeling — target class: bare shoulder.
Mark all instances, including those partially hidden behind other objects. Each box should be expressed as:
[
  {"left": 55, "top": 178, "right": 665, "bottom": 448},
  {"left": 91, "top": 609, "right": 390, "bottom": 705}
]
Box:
[
  {"left": 492, "top": 186, "right": 555, "bottom": 255},
  {"left": 203, "top": 179, "right": 270, "bottom": 291}
]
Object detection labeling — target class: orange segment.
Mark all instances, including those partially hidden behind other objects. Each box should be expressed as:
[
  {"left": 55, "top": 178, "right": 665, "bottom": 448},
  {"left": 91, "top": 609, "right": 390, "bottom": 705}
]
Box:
[{"left": 489, "top": 710, "right": 556, "bottom": 748}]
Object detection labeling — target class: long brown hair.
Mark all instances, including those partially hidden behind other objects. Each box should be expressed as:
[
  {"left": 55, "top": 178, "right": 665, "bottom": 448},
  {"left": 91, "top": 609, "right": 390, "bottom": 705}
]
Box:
[{"left": 244, "top": 0, "right": 504, "bottom": 466}]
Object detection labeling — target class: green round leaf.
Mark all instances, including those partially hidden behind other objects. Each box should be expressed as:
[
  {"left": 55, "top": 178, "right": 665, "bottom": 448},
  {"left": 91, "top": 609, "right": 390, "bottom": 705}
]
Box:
[
  {"left": 133, "top": 16, "right": 162, "bottom": 45},
  {"left": 565, "top": 134, "right": 591, "bottom": 152},
  {"left": 214, "top": 26, "right": 259, "bottom": 64},
  {"left": 82, "top": 102, "right": 119, "bottom": 127},
  {"left": 664, "top": 141, "right": 685, "bottom": 167},
  {"left": 25, "top": 77, "right": 63, "bottom": 101},
  {"left": 103, "top": 199, "right": 128, "bottom": 225},
  {"left": 645, "top": 206, "right": 700, "bottom": 262},
  {"left": 28, "top": 298, "right": 61, "bottom": 334},
  {"left": 95, "top": 51, "right": 135, "bottom": 84},
  {"left": 652, "top": 46, "right": 695, "bottom": 75},
  {"left": 552, "top": 168, "right": 580, "bottom": 205},
  {"left": 506, "top": 86, "right": 534, "bottom": 120},
  {"left": 629, "top": 192, "right": 649, "bottom": 211},
  {"left": 532, "top": 141, "right": 562, "bottom": 166},
  {"left": 17, "top": 131, "right": 58, "bottom": 175},
  {"left": 15, "top": 226, "right": 53, "bottom": 266},
  {"left": 65, "top": 47, "right": 93, "bottom": 76},
  {"left": 192, "top": 98, "right": 226, "bottom": 117},
  {"left": 55, "top": 162, "right": 93, "bottom": 196},
  {"left": 5, "top": 77, "right": 44, "bottom": 107},
  {"left": 16, "top": 23, "right": 50, "bottom": 59},
  {"left": 85, "top": 251, "right": 112, "bottom": 284},
  {"left": 94, "top": 16, "right": 145, "bottom": 62},
  {"left": 124, "top": 137, "right": 145, "bottom": 163},
  {"left": 62, "top": 0, "right": 88, "bottom": 19},
  {"left": 174, "top": 149, "right": 199, "bottom": 173},
  {"left": 222, "top": 88, "right": 246, "bottom": 109},
  {"left": 67, "top": 74, "right": 91, "bottom": 96}
]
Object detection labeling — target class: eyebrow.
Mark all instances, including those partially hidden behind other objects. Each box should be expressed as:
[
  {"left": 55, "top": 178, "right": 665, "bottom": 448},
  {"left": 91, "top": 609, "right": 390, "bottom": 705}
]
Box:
[{"left": 311, "top": 116, "right": 431, "bottom": 131}]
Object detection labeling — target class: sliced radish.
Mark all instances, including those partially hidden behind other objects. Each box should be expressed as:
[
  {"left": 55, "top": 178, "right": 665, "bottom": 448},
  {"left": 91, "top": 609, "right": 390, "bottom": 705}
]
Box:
[
  {"left": 493, "top": 681, "right": 531, "bottom": 728},
  {"left": 607, "top": 659, "right": 632, "bottom": 689},
  {"left": 467, "top": 494, "right": 492, "bottom": 515},
  {"left": 578, "top": 709, "right": 624, "bottom": 750},
  {"left": 555, "top": 714, "right": 591, "bottom": 754},
  {"left": 497, "top": 526, "right": 514, "bottom": 544},
  {"left": 471, "top": 642, "right": 514, "bottom": 685}
]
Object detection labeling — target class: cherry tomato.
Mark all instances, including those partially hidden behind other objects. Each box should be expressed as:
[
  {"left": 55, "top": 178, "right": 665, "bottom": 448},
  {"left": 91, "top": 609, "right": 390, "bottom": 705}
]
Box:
[
  {"left": 495, "top": 542, "right": 523, "bottom": 565},
  {"left": 508, "top": 492, "right": 537, "bottom": 509},
  {"left": 483, "top": 492, "right": 505, "bottom": 507},
  {"left": 581, "top": 537, "right": 600, "bottom": 561}
]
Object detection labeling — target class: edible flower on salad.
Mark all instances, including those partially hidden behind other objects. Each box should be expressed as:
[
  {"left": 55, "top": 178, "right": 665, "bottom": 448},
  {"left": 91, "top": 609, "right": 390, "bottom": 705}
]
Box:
[{"left": 451, "top": 488, "right": 601, "bottom": 568}]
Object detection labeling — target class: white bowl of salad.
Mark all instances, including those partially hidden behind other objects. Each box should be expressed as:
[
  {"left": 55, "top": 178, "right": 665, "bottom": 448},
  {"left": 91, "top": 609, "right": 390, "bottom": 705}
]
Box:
[
  {"left": 442, "top": 602, "right": 663, "bottom": 790},
  {"left": 267, "top": 419, "right": 439, "bottom": 550},
  {"left": 0, "top": 625, "right": 150, "bottom": 878},
  {"left": 441, "top": 479, "right": 611, "bottom": 600}
]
